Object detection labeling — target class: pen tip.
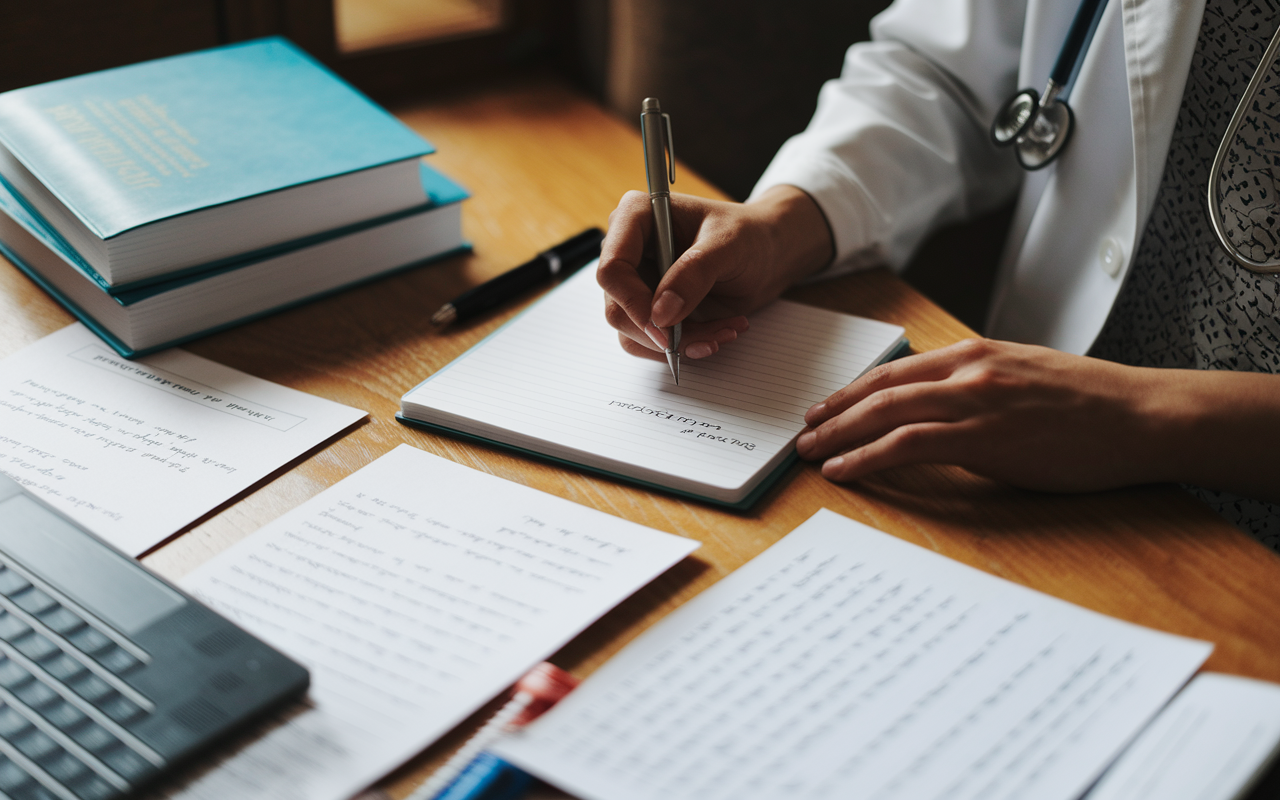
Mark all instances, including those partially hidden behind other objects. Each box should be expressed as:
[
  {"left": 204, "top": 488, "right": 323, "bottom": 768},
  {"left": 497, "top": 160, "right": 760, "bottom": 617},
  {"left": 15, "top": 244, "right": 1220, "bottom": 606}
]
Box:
[
  {"left": 666, "top": 351, "right": 680, "bottom": 385},
  {"left": 431, "top": 304, "right": 456, "bottom": 327}
]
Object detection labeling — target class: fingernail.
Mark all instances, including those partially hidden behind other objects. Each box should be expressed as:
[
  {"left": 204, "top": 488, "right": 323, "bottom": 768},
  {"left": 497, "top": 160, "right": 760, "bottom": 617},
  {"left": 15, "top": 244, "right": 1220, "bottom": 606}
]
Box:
[
  {"left": 652, "top": 291, "right": 685, "bottom": 324},
  {"left": 714, "top": 328, "right": 739, "bottom": 344},
  {"left": 822, "top": 456, "right": 844, "bottom": 476},
  {"left": 797, "top": 431, "right": 815, "bottom": 452},
  {"left": 806, "top": 402, "right": 826, "bottom": 423},
  {"left": 645, "top": 322, "right": 667, "bottom": 349},
  {"left": 687, "top": 341, "right": 717, "bottom": 359}
]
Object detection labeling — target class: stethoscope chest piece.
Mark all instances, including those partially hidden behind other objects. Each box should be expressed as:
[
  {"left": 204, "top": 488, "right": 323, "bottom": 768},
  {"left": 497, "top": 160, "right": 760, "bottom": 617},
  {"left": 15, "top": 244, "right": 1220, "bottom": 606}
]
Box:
[
  {"left": 992, "top": 0, "right": 1103, "bottom": 171},
  {"left": 991, "top": 88, "right": 1075, "bottom": 170},
  {"left": 991, "top": 89, "right": 1038, "bottom": 145}
]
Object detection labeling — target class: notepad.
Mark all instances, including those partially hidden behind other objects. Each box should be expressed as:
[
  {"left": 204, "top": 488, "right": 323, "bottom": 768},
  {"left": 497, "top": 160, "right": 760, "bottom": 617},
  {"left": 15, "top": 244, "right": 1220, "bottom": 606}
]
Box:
[
  {"left": 398, "top": 266, "right": 907, "bottom": 507},
  {"left": 495, "top": 509, "right": 1214, "bottom": 800}
]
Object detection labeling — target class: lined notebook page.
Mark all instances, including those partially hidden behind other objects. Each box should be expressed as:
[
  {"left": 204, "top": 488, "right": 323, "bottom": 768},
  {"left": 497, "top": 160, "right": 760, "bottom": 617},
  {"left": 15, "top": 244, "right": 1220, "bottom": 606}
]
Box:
[
  {"left": 495, "top": 509, "right": 1213, "bottom": 800},
  {"left": 401, "top": 266, "right": 905, "bottom": 502}
]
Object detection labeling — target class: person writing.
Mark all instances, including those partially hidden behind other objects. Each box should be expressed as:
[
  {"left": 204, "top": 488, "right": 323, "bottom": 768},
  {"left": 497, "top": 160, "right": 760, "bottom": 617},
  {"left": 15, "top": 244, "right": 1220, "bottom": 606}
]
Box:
[{"left": 597, "top": 0, "right": 1280, "bottom": 547}]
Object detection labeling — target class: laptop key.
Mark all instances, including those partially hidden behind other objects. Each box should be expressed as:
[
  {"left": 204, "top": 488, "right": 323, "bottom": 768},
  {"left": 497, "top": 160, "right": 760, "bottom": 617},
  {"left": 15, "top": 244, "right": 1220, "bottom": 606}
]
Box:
[
  {"left": 0, "top": 757, "right": 30, "bottom": 792},
  {"left": 12, "top": 681, "right": 58, "bottom": 712},
  {"left": 67, "top": 722, "right": 115, "bottom": 754},
  {"left": 65, "top": 631, "right": 110, "bottom": 659},
  {"left": 11, "top": 729, "right": 58, "bottom": 762},
  {"left": 12, "top": 636, "right": 58, "bottom": 663},
  {"left": 69, "top": 775, "right": 114, "bottom": 800},
  {"left": 97, "top": 695, "right": 143, "bottom": 726},
  {"left": 0, "top": 660, "right": 32, "bottom": 690},
  {"left": 39, "top": 701, "right": 86, "bottom": 732},
  {"left": 67, "top": 675, "right": 111, "bottom": 704},
  {"left": 98, "top": 746, "right": 152, "bottom": 783},
  {"left": 37, "top": 750, "right": 88, "bottom": 787},
  {"left": 0, "top": 706, "right": 31, "bottom": 738},
  {"left": 35, "top": 609, "right": 84, "bottom": 638},
  {"left": 0, "top": 572, "right": 29, "bottom": 598},
  {"left": 8, "top": 592, "right": 54, "bottom": 618},
  {"left": 38, "top": 654, "right": 86, "bottom": 684},
  {"left": 93, "top": 649, "right": 138, "bottom": 676},
  {"left": 15, "top": 783, "right": 60, "bottom": 800},
  {"left": 0, "top": 617, "right": 31, "bottom": 643}
]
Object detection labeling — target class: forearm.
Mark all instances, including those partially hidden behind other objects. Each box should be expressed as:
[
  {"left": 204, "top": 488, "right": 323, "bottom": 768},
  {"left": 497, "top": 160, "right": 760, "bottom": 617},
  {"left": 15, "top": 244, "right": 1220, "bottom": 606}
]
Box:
[{"left": 1142, "top": 368, "right": 1280, "bottom": 503}]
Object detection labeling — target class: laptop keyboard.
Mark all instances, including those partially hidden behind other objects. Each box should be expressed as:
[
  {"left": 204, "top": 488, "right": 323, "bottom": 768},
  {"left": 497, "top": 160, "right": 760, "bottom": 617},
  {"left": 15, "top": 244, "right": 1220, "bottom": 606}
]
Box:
[{"left": 0, "top": 563, "right": 159, "bottom": 800}]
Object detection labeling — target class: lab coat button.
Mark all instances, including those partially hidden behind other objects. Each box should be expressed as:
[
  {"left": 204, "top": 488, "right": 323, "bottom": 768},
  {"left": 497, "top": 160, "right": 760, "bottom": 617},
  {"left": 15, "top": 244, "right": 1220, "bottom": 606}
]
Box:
[{"left": 1098, "top": 237, "right": 1124, "bottom": 277}]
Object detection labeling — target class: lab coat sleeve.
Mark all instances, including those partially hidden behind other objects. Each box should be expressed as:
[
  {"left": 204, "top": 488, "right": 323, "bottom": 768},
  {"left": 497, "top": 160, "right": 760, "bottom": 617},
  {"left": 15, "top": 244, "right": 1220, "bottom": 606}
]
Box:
[{"left": 750, "top": 0, "right": 1027, "bottom": 273}]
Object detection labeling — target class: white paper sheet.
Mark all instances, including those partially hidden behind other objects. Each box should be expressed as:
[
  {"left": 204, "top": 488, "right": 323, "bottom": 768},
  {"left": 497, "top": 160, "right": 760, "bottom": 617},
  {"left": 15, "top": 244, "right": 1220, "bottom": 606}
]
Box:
[
  {"left": 170, "top": 444, "right": 699, "bottom": 800},
  {"left": 1083, "top": 673, "right": 1280, "bottom": 800},
  {"left": 401, "top": 266, "right": 905, "bottom": 503},
  {"left": 0, "top": 324, "right": 366, "bottom": 554},
  {"left": 496, "top": 509, "right": 1213, "bottom": 800}
]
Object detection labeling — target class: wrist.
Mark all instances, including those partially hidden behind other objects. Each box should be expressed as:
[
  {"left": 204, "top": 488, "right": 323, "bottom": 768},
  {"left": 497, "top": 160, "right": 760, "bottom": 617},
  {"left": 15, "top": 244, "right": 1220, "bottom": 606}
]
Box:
[
  {"left": 1139, "top": 368, "right": 1280, "bottom": 501},
  {"left": 748, "top": 185, "right": 835, "bottom": 285}
]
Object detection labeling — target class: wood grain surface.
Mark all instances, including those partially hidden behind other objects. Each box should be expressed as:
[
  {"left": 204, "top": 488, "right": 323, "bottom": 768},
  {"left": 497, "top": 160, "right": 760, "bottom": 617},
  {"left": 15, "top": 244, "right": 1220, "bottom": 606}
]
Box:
[{"left": 1, "top": 76, "right": 1276, "bottom": 798}]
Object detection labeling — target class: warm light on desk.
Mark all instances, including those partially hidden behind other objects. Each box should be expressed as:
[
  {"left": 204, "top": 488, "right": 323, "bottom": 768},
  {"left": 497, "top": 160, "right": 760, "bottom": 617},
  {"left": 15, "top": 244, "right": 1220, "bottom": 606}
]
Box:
[{"left": 334, "top": 0, "right": 504, "bottom": 53}]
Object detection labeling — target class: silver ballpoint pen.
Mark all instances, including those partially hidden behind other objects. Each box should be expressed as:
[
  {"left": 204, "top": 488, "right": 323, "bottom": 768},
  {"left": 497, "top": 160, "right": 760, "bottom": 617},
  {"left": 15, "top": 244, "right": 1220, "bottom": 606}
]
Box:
[{"left": 640, "top": 97, "right": 681, "bottom": 384}]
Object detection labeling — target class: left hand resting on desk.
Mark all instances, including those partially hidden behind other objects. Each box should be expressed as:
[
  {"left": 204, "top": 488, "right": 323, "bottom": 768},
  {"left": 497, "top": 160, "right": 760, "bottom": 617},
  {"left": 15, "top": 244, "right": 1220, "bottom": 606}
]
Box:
[{"left": 796, "top": 338, "right": 1280, "bottom": 501}]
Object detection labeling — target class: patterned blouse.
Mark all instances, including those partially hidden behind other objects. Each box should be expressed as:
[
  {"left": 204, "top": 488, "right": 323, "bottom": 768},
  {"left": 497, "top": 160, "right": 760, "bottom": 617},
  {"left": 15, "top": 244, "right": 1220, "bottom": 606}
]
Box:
[{"left": 1089, "top": 0, "right": 1280, "bottom": 550}]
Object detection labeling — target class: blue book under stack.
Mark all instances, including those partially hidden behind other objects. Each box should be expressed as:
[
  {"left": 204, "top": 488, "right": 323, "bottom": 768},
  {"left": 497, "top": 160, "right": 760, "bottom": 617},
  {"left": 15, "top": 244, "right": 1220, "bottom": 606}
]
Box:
[{"left": 0, "top": 37, "right": 469, "bottom": 357}]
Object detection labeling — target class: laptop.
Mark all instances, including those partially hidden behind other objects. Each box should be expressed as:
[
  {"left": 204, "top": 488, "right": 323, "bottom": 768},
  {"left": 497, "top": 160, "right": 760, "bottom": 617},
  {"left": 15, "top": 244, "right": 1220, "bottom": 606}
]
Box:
[{"left": 0, "top": 473, "right": 309, "bottom": 799}]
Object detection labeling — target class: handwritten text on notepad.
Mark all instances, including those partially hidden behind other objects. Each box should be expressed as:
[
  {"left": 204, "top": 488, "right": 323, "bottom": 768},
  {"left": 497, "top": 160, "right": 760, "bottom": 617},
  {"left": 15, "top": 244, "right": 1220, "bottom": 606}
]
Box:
[{"left": 401, "top": 268, "right": 907, "bottom": 500}]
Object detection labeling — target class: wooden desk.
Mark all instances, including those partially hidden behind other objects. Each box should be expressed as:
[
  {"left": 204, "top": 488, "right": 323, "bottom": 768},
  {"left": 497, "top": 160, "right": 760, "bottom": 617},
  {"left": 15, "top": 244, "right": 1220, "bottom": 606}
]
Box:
[{"left": 1, "top": 77, "right": 1277, "bottom": 797}]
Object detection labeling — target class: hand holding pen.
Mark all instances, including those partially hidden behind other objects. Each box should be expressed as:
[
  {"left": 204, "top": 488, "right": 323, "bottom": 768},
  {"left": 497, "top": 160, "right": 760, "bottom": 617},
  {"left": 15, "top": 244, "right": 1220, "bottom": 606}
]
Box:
[{"left": 596, "top": 106, "right": 833, "bottom": 370}]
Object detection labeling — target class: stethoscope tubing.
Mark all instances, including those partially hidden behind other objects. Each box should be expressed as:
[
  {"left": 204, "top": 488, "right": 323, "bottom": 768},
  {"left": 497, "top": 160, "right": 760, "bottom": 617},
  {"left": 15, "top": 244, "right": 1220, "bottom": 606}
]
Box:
[
  {"left": 1207, "top": 20, "right": 1280, "bottom": 274},
  {"left": 1050, "top": 0, "right": 1108, "bottom": 88},
  {"left": 990, "top": 0, "right": 1108, "bottom": 168}
]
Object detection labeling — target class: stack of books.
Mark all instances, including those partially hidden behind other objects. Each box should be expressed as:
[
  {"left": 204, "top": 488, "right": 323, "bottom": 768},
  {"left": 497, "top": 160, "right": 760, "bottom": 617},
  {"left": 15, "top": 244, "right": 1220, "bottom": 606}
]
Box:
[{"left": 0, "top": 37, "right": 468, "bottom": 357}]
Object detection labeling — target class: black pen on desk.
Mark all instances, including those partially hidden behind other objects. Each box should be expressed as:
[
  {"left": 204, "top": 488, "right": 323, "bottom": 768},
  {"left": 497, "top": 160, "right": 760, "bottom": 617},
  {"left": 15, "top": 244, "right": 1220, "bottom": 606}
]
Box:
[{"left": 431, "top": 228, "right": 605, "bottom": 326}]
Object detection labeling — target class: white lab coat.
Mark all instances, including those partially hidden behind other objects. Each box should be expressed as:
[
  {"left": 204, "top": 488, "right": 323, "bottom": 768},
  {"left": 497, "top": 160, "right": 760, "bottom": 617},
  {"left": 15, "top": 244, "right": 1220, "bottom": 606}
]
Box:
[{"left": 750, "top": 0, "right": 1207, "bottom": 355}]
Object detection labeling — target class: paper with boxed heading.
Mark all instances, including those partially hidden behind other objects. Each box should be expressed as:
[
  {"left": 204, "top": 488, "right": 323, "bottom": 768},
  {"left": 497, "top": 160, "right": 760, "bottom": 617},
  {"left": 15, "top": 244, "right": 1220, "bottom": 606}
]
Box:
[
  {"left": 0, "top": 324, "right": 366, "bottom": 554},
  {"left": 496, "top": 509, "right": 1214, "bottom": 800},
  {"left": 167, "top": 444, "right": 698, "bottom": 800}
]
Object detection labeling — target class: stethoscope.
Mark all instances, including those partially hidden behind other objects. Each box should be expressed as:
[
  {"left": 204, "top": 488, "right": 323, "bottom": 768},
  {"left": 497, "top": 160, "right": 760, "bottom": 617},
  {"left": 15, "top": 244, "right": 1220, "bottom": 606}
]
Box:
[
  {"left": 1208, "top": 14, "right": 1280, "bottom": 273},
  {"left": 990, "top": 0, "right": 1107, "bottom": 171},
  {"left": 992, "top": 0, "right": 1280, "bottom": 274}
]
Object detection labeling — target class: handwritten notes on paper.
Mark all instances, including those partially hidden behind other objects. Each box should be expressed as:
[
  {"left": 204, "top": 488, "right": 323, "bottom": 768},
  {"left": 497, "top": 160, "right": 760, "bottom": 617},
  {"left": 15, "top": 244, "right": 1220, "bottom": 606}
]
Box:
[
  {"left": 496, "top": 509, "right": 1213, "bottom": 800},
  {"left": 401, "top": 266, "right": 905, "bottom": 503},
  {"left": 172, "top": 444, "right": 697, "bottom": 800},
  {"left": 0, "top": 324, "right": 365, "bottom": 554}
]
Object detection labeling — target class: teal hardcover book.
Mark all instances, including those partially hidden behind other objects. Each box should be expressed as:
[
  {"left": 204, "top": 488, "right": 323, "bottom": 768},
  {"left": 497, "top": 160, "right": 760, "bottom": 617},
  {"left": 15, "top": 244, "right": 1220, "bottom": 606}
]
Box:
[
  {"left": 0, "top": 37, "right": 434, "bottom": 286},
  {"left": 0, "top": 164, "right": 469, "bottom": 358},
  {"left": 398, "top": 267, "right": 909, "bottom": 509}
]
